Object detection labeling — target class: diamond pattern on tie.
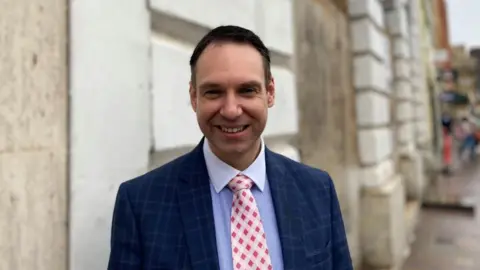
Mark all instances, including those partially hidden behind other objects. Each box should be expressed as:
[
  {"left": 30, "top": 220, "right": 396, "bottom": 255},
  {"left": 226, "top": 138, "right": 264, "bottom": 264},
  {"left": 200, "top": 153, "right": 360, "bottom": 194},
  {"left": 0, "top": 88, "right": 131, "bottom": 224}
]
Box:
[{"left": 228, "top": 174, "right": 272, "bottom": 270}]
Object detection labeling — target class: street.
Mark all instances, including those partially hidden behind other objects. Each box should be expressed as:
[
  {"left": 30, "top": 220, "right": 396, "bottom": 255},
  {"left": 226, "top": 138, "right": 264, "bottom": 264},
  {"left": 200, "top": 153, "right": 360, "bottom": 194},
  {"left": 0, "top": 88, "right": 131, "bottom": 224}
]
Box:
[{"left": 404, "top": 161, "right": 480, "bottom": 269}]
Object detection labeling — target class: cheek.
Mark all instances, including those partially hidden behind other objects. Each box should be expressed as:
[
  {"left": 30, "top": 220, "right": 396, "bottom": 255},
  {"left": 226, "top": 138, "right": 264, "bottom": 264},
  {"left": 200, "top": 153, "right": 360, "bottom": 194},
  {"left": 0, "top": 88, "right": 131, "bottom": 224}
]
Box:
[
  {"left": 243, "top": 103, "right": 268, "bottom": 121},
  {"left": 196, "top": 102, "right": 219, "bottom": 121}
]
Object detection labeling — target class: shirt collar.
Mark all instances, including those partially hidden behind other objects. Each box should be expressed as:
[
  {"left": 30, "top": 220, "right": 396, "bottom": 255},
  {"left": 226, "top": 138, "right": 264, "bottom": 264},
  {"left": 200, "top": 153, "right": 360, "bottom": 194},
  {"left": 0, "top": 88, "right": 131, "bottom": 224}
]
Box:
[{"left": 203, "top": 138, "right": 266, "bottom": 193}]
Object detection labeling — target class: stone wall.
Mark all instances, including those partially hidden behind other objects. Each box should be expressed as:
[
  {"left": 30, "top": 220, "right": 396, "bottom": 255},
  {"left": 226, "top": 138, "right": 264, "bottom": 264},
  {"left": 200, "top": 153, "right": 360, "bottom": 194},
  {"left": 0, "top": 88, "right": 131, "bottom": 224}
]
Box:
[
  {"left": 294, "top": 0, "right": 360, "bottom": 266},
  {"left": 349, "top": 0, "right": 408, "bottom": 269},
  {"left": 0, "top": 0, "right": 68, "bottom": 269},
  {"left": 385, "top": 0, "right": 425, "bottom": 201},
  {"left": 414, "top": 0, "right": 443, "bottom": 177}
]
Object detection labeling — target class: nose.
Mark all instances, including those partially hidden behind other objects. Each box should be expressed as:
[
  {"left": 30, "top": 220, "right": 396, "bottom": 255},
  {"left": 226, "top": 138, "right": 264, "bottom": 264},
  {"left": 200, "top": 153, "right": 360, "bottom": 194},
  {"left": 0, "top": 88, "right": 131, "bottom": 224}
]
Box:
[{"left": 219, "top": 92, "right": 242, "bottom": 120}]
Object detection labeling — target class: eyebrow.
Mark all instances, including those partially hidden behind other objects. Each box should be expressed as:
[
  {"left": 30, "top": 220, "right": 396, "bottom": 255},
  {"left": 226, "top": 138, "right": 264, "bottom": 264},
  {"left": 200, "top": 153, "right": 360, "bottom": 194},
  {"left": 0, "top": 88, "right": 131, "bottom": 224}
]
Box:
[
  {"left": 238, "top": 81, "right": 262, "bottom": 88},
  {"left": 198, "top": 82, "right": 223, "bottom": 90},
  {"left": 198, "top": 80, "right": 263, "bottom": 90}
]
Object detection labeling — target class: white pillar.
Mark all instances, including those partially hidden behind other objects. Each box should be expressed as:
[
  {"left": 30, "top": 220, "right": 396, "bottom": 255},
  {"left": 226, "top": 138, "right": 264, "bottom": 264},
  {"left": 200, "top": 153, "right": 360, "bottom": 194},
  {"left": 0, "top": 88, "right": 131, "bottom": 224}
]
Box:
[
  {"left": 349, "top": 0, "right": 407, "bottom": 268},
  {"left": 385, "top": 0, "right": 425, "bottom": 200}
]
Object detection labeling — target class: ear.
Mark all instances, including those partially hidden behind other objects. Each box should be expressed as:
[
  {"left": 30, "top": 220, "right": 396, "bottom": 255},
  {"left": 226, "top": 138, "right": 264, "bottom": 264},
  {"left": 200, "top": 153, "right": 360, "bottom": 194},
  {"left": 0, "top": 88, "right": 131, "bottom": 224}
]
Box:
[
  {"left": 189, "top": 81, "right": 197, "bottom": 112},
  {"left": 266, "top": 77, "right": 275, "bottom": 108}
]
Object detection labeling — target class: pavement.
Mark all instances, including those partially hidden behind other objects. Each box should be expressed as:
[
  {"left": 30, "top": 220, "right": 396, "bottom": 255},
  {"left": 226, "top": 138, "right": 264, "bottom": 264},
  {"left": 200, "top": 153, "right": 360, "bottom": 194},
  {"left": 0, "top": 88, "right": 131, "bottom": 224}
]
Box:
[{"left": 403, "top": 159, "right": 480, "bottom": 270}]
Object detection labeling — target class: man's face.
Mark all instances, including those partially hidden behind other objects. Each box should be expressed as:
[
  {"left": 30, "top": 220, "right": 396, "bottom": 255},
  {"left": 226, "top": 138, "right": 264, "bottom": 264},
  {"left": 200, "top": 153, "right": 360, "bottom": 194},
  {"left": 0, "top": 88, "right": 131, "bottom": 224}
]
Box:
[{"left": 190, "top": 42, "right": 275, "bottom": 159}]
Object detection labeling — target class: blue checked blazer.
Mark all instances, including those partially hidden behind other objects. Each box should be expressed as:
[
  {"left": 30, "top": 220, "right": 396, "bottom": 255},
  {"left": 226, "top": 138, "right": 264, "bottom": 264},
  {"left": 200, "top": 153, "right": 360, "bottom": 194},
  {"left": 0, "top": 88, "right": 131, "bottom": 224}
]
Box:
[{"left": 108, "top": 139, "right": 353, "bottom": 270}]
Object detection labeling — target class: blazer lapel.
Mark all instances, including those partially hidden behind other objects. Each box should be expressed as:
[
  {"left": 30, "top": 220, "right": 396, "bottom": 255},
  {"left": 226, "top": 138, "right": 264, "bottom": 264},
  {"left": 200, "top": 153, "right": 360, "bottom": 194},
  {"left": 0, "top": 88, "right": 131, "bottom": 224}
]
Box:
[
  {"left": 178, "top": 139, "right": 220, "bottom": 270},
  {"left": 265, "top": 148, "right": 307, "bottom": 270}
]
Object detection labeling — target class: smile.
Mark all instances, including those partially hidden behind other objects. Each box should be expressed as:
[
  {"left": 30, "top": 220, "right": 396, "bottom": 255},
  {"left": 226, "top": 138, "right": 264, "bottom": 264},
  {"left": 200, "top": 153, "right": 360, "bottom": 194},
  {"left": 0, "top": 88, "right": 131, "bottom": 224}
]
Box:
[{"left": 217, "top": 125, "right": 249, "bottom": 134}]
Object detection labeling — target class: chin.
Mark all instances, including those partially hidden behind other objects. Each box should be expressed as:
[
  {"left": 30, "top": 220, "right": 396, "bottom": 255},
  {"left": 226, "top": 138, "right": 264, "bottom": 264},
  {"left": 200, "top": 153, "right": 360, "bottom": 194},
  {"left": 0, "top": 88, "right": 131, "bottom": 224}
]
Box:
[
  {"left": 220, "top": 143, "right": 249, "bottom": 154},
  {"left": 215, "top": 139, "right": 254, "bottom": 154}
]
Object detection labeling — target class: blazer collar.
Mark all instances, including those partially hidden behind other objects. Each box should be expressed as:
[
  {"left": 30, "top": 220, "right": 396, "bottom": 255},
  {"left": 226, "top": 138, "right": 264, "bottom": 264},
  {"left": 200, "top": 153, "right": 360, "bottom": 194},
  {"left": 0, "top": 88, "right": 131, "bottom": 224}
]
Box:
[
  {"left": 177, "top": 138, "right": 220, "bottom": 270},
  {"left": 264, "top": 147, "right": 307, "bottom": 269}
]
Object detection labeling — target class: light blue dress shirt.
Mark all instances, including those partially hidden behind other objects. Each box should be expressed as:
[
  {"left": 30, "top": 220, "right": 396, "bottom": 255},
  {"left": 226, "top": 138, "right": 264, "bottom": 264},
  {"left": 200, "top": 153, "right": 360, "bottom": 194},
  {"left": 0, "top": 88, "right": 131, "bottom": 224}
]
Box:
[{"left": 203, "top": 139, "right": 284, "bottom": 270}]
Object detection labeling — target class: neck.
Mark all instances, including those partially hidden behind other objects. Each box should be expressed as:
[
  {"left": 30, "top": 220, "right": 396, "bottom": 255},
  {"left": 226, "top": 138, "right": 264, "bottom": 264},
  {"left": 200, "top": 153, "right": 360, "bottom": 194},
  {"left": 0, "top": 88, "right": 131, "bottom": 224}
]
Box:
[{"left": 209, "top": 139, "right": 262, "bottom": 171}]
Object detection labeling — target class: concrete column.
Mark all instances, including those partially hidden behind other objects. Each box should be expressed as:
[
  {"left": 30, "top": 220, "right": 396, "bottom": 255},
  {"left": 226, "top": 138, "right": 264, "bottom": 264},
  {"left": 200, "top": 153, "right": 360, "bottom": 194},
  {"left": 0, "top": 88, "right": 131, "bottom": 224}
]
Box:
[
  {"left": 349, "top": 0, "right": 407, "bottom": 268},
  {"left": 384, "top": 1, "right": 425, "bottom": 201},
  {"left": 0, "top": 0, "right": 68, "bottom": 269}
]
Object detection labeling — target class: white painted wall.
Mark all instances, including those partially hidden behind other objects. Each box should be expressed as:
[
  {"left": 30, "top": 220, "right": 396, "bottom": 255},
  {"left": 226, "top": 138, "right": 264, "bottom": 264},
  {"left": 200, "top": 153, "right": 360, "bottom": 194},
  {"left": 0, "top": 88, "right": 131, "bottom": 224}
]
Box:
[
  {"left": 151, "top": 35, "right": 202, "bottom": 150},
  {"left": 69, "top": 1, "right": 298, "bottom": 270},
  {"left": 69, "top": 0, "right": 151, "bottom": 269}
]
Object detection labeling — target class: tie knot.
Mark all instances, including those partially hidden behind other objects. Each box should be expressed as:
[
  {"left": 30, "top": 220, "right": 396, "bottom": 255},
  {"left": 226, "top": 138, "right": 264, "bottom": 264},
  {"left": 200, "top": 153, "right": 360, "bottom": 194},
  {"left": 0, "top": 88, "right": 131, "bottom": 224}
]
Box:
[{"left": 228, "top": 174, "right": 253, "bottom": 192}]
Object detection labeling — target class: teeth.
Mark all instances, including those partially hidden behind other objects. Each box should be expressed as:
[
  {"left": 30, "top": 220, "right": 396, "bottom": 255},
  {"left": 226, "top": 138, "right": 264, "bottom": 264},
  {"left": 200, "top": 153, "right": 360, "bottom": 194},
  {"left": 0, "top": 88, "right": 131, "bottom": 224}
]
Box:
[{"left": 221, "top": 126, "right": 246, "bottom": 133}]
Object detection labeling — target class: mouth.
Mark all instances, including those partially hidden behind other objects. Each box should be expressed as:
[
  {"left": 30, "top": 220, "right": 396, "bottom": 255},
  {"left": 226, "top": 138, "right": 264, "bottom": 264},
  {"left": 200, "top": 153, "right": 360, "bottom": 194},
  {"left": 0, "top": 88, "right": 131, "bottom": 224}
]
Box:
[{"left": 216, "top": 125, "right": 249, "bottom": 134}]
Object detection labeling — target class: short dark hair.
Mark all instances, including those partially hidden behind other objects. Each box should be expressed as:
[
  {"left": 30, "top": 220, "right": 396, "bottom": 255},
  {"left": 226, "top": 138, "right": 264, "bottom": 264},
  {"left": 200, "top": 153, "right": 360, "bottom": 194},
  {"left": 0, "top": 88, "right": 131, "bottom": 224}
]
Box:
[{"left": 189, "top": 25, "right": 271, "bottom": 85}]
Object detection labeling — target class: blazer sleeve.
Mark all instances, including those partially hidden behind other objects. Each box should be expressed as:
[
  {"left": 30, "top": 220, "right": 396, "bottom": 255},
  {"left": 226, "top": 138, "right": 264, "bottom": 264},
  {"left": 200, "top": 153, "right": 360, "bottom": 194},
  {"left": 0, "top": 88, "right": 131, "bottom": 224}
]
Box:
[
  {"left": 328, "top": 175, "right": 354, "bottom": 270},
  {"left": 108, "top": 183, "right": 142, "bottom": 270}
]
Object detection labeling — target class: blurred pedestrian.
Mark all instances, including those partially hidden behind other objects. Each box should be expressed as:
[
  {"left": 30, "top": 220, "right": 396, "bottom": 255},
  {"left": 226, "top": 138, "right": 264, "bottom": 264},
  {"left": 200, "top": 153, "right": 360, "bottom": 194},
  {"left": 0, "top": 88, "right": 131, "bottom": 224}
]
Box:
[
  {"left": 442, "top": 113, "right": 454, "bottom": 174},
  {"left": 458, "top": 117, "right": 477, "bottom": 161}
]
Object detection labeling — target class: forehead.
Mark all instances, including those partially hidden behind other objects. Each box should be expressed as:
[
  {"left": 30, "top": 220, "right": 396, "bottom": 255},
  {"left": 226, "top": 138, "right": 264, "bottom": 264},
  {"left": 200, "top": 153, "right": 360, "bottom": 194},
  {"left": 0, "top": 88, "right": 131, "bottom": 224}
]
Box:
[{"left": 194, "top": 42, "right": 265, "bottom": 86}]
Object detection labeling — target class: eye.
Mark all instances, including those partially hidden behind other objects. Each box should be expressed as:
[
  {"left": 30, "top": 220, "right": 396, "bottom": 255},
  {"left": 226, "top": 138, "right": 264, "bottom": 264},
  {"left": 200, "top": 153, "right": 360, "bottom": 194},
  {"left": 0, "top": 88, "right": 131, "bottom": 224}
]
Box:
[
  {"left": 239, "top": 87, "right": 257, "bottom": 94},
  {"left": 204, "top": 89, "right": 222, "bottom": 97}
]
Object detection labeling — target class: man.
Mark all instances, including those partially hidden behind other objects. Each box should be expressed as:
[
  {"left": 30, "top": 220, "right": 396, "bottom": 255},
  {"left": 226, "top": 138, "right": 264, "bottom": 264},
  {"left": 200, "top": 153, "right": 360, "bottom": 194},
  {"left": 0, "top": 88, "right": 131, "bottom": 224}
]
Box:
[{"left": 108, "top": 25, "right": 353, "bottom": 270}]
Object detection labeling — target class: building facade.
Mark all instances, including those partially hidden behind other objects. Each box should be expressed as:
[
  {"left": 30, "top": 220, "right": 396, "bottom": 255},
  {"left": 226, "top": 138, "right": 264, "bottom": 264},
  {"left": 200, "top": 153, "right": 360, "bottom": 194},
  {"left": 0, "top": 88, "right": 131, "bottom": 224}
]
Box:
[
  {"left": 470, "top": 48, "right": 480, "bottom": 98},
  {"left": 416, "top": 0, "right": 443, "bottom": 168},
  {"left": 446, "top": 46, "right": 478, "bottom": 117},
  {"left": 349, "top": 0, "right": 438, "bottom": 268},
  {"left": 1, "top": 0, "right": 438, "bottom": 269},
  {"left": 432, "top": 0, "right": 450, "bottom": 52}
]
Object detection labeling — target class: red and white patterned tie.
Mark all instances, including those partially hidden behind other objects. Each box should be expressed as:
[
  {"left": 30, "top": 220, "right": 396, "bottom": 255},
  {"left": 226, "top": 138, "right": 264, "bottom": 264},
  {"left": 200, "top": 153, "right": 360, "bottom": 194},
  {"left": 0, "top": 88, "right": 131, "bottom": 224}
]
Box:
[{"left": 228, "top": 173, "right": 273, "bottom": 270}]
